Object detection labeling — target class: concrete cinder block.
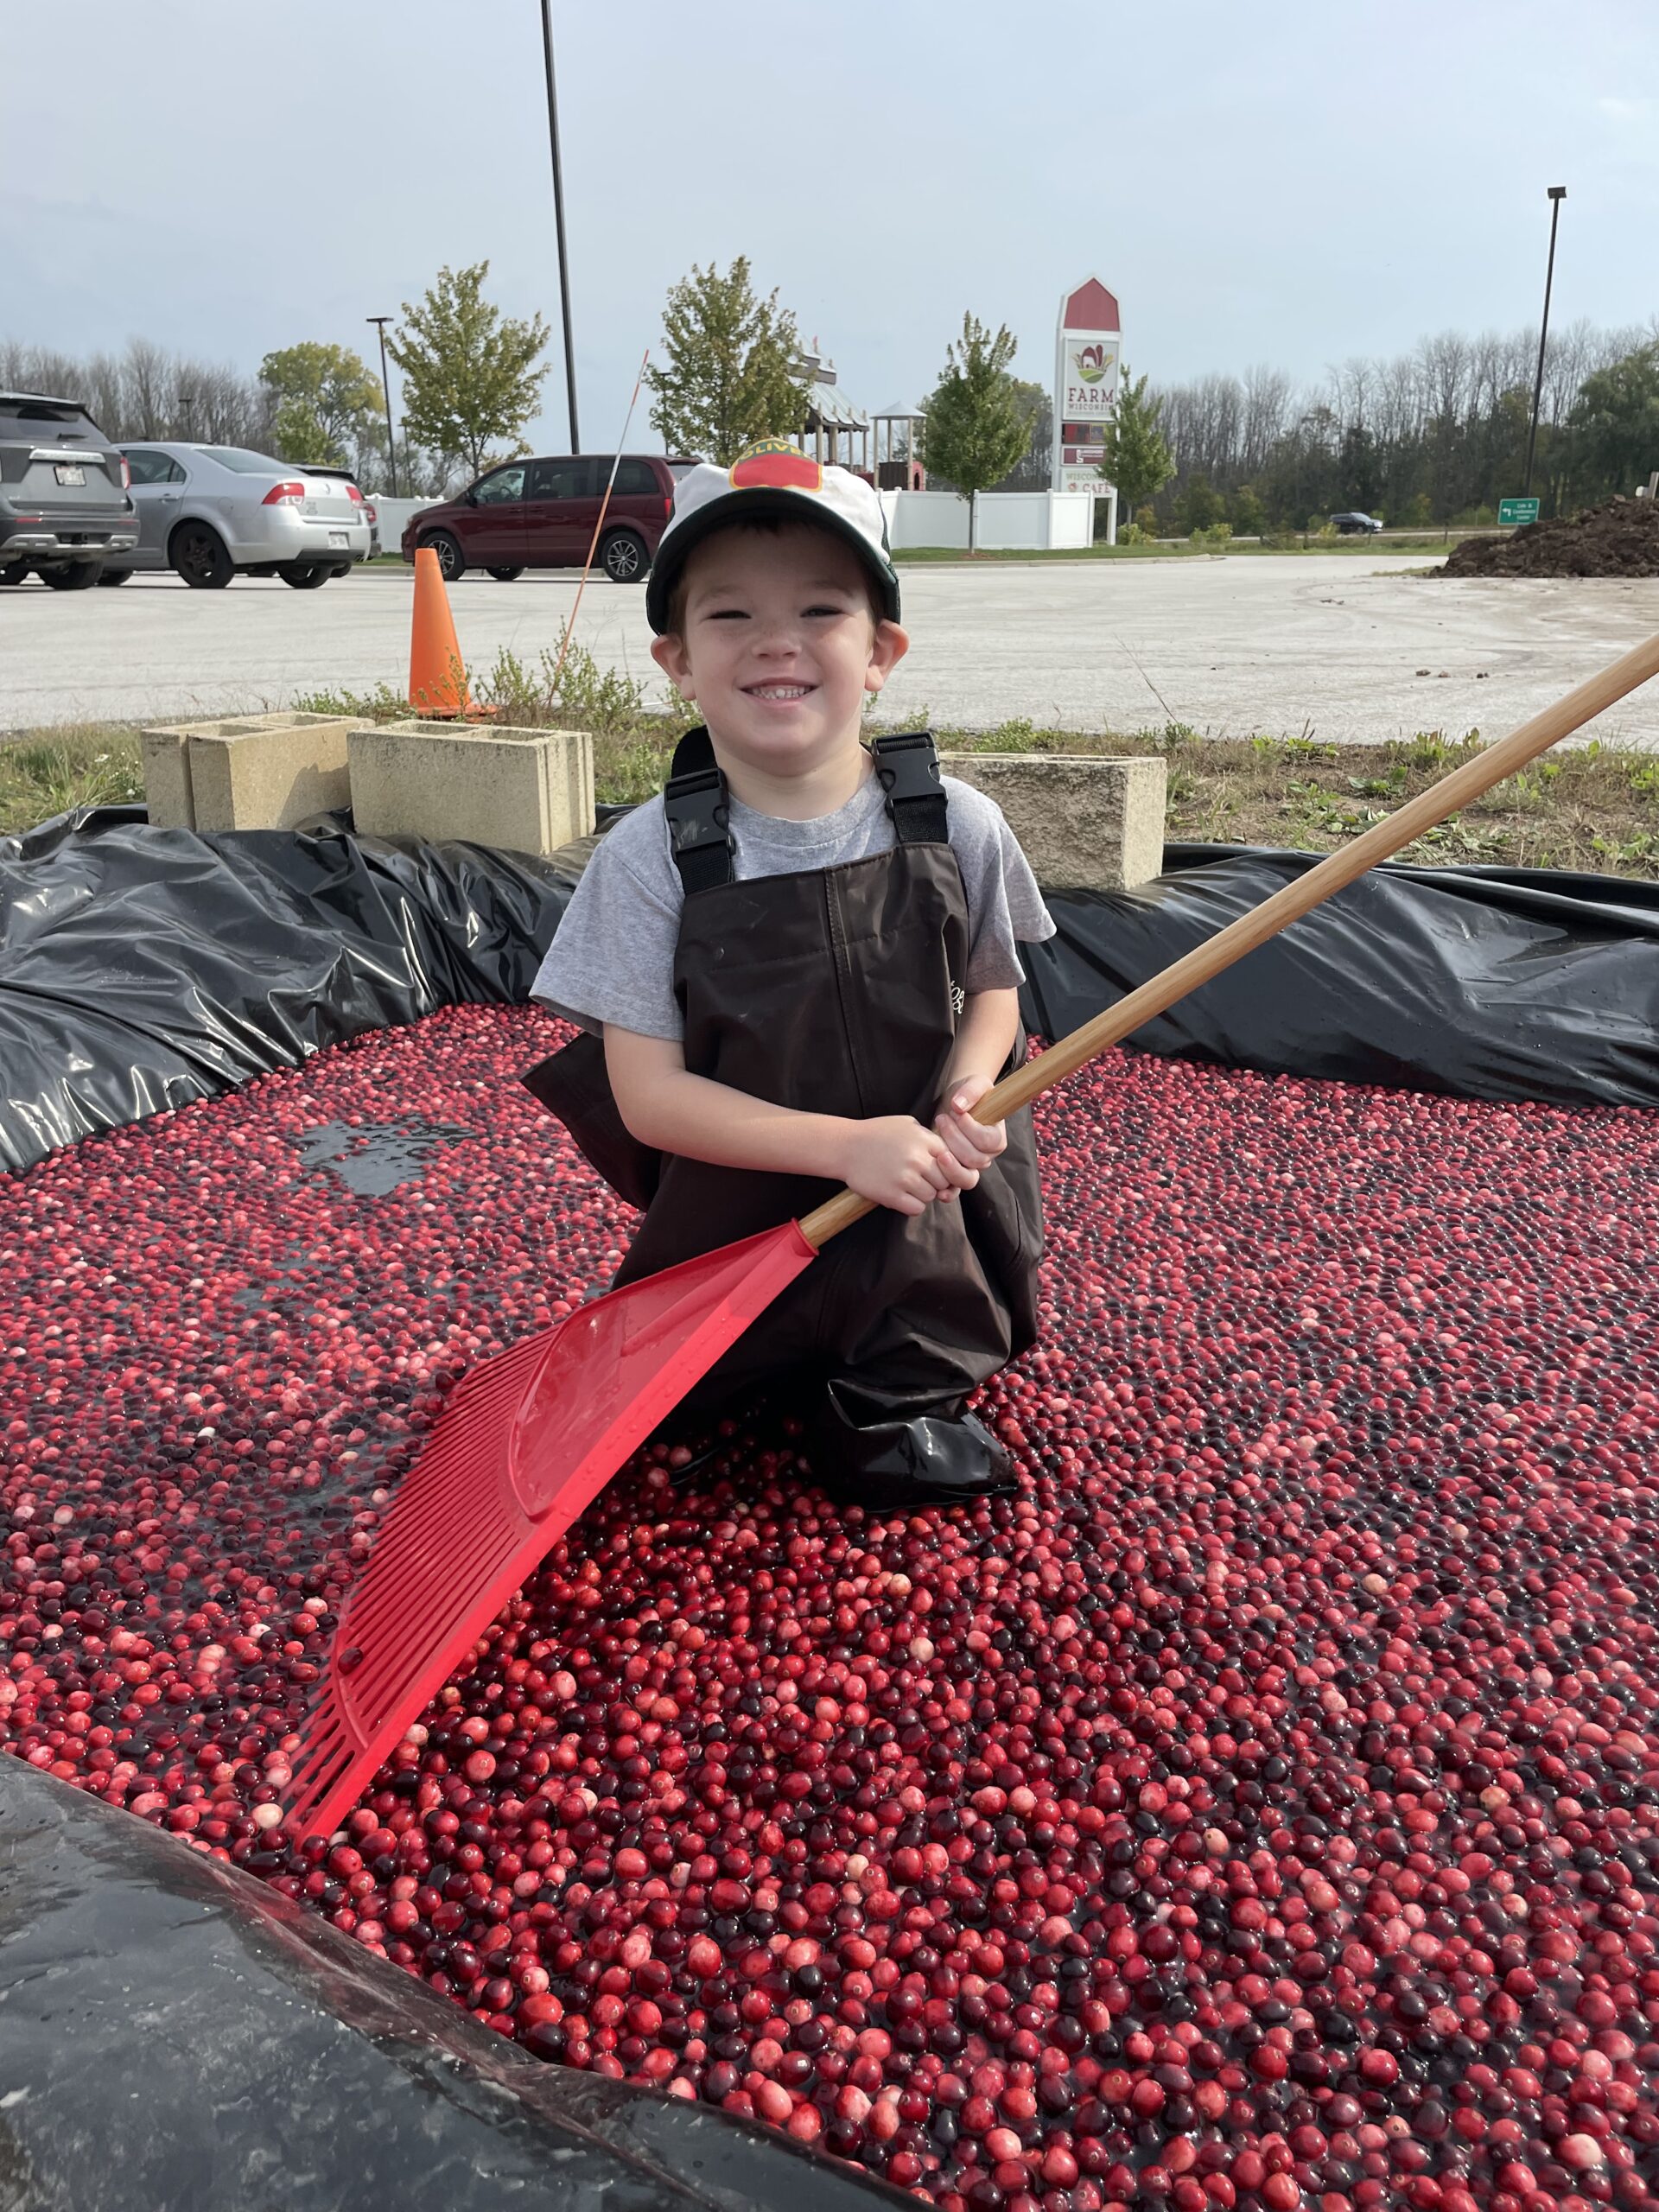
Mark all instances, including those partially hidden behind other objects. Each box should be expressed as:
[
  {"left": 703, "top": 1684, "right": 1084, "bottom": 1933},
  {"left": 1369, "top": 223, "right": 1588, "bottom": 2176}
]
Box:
[
  {"left": 347, "top": 721, "right": 596, "bottom": 856},
  {"left": 938, "top": 752, "right": 1167, "bottom": 892},
  {"left": 142, "top": 714, "right": 355, "bottom": 833},
  {"left": 138, "top": 725, "right": 197, "bottom": 831}
]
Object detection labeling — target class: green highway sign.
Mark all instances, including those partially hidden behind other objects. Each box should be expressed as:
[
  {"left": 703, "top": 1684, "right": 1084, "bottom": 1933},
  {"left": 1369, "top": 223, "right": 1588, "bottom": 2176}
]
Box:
[{"left": 1499, "top": 497, "right": 1541, "bottom": 527}]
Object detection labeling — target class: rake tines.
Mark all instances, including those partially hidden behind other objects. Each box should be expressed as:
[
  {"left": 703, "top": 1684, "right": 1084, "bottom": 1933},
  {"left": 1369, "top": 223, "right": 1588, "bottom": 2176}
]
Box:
[
  {"left": 284, "top": 1331, "right": 555, "bottom": 1838},
  {"left": 283, "top": 1224, "right": 820, "bottom": 1840}
]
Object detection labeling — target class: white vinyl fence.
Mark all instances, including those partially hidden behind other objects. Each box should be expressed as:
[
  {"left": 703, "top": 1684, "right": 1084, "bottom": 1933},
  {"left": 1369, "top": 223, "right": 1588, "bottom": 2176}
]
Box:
[{"left": 880, "top": 489, "right": 1103, "bottom": 551}]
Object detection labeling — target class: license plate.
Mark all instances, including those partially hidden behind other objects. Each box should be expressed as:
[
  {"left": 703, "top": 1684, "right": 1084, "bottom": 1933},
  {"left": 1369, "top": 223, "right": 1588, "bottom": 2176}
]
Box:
[
  {"left": 328, "top": 531, "right": 348, "bottom": 549},
  {"left": 54, "top": 464, "right": 85, "bottom": 486}
]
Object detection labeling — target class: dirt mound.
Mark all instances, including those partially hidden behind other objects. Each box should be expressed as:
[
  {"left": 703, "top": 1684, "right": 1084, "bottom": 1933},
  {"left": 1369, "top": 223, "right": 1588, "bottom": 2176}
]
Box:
[{"left": 1442, "top": 493, "right": 1659, "bottom": 578}]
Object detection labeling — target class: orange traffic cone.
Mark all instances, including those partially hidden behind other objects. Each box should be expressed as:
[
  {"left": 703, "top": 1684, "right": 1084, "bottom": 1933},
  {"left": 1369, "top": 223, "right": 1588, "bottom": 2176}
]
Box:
[{"left": 408, "top": 546, "right": 474, "bottom": 718}]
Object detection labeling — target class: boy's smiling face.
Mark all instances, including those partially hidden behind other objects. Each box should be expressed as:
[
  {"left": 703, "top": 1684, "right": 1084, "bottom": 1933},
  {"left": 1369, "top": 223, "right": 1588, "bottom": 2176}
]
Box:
[{"left": 649, "top": 519, "right": 908, "bottom": 799}]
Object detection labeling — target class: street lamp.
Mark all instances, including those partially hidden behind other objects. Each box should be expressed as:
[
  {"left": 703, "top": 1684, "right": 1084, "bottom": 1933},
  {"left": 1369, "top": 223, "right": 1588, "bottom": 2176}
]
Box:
[
  {"left": 538, "top": 0, "right": 582, "bottom": 450},
  {"left": 1522, "top": 186, "right": 1567, "bottom": 499},
  {"left": 366, "top": 316, "right": 398, "bottom": 499}
]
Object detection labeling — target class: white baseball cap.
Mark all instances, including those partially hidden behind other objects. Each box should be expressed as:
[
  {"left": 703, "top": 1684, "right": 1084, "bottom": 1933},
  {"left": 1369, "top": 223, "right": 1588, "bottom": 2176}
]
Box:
[{"left": 645, "top": 441, "right": 901, "bottom": 634}]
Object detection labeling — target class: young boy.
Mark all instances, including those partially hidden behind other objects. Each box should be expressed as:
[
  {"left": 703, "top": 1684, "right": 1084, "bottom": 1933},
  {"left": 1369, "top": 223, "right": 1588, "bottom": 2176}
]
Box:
[{"left": 524, "top": 442, "right": 1054, "bottom": 1505}]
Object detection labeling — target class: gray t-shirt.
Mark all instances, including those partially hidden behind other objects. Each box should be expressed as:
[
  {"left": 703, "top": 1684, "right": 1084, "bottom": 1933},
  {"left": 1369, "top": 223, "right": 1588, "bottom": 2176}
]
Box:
[{"left": 531, "top": 769, "right": 1056, "bottom": 1042}]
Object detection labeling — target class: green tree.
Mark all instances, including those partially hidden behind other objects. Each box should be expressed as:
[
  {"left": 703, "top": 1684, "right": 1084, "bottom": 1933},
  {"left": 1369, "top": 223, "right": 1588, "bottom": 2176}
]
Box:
[
  {"left": 1174, "top": 472, "right": 1226, "bottom": 533},
  {"left": 1229, "top": 482, "right": 1268, "bottom": 537},
  {"left": 386, "top": 262, "right": 550, "bottom": 480},
  {"left": 258, "top": 341, "right": 385, "bottom": 468},
  {"left": 1566, "top": 343, "right": 1659, "bottom": 505},
  {"left": 995, "top": 374, "right": 1052, "bottom": 490},
  {"left": 1337, "top": 423, "right": 1381, "bottom": 512},
  {"left": 644, "top": 257, "right": 804, "bottom": 467},
  {"left": 1096, "top": 368, "right": 1174, "bottom": 518},
  {"left": 922, "top": 314, "right": 1031, "bottom": 550}
]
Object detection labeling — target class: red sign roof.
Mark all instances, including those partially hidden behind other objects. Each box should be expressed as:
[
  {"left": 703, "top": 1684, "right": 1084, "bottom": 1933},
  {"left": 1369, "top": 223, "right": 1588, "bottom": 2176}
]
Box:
[{"left": 1061, "top": 277, "right": 1121, "bottom": 334}]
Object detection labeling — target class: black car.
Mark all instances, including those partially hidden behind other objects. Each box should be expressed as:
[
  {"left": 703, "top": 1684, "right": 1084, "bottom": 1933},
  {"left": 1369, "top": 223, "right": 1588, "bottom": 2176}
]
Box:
[
  {"left": 0, "top": 393, "right": 137, "bottom": 587},
  {"left": 1329, "top": 510, "right": 1384, "bottom": 534}
]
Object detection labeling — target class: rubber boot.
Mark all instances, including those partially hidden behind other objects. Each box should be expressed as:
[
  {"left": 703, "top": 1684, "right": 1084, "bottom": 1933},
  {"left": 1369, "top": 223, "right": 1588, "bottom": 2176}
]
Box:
[
  {"left": 648, "top": 1394, "right": 797, "bottom": 1488},
  {"left": 804, "top": 1384, "right": 1017, "bottom": 1510}
]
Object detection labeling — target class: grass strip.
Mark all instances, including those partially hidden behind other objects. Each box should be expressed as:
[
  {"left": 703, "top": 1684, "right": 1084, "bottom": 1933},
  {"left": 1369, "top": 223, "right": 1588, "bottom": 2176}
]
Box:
[{"left": 9, "top": 640, "right": 1656, "bottom": 880}]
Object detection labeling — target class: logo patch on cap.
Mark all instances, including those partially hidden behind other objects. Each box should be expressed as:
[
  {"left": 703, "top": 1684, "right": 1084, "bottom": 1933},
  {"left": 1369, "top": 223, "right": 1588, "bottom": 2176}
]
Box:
[{"left": 729, "top": 440, "right": 822, "bottom": 493}]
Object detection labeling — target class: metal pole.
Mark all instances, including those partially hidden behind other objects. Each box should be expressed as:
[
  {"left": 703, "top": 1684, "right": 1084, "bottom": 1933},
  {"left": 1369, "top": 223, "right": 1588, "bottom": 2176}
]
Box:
[
  {"left": 1522, "top": 186, "right": 1567, "bottom": 499},
  {"left": 539, "top": 0, "right": 581, "bottom": 451},
  {"left": 366, "top": 317, "right": 398, "bottom": 499}
]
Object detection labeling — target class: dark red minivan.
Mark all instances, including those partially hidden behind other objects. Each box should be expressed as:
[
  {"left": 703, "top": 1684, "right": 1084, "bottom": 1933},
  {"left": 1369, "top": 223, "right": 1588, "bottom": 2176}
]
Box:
[{"left": 403, "top": 454, "right": 699, "bottom": 583}]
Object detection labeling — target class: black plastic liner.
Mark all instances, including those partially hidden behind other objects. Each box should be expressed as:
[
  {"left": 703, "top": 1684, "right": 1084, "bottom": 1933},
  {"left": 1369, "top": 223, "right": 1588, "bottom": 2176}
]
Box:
[
  {"left": 1021, "top": 841, "right": 1659, "bottom": 1111},
  {"left": 3, "top": 809, "right": 1657, "bottom": 1178},
  {"left": 0, "top": 805, "right": 582, "bottom": 1173},
  {"left": 0, "top": 1758, "right": 910, "bottom": 2212},
  {"left": 3, "top": 806, "right": 1658, "bottom": 2197}
]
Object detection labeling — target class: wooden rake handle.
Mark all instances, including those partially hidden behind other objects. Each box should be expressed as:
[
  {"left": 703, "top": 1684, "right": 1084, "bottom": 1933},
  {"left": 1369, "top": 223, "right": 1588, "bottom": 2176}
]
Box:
[{"left": 800, "top": 628, "right": 1659, "bottom": 1251}]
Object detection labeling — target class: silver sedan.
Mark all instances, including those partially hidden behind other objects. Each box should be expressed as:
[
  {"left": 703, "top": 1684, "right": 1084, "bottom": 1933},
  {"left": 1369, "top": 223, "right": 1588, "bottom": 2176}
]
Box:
[{"left": 101, "top": 443, "right": 372, "bottom": 588}]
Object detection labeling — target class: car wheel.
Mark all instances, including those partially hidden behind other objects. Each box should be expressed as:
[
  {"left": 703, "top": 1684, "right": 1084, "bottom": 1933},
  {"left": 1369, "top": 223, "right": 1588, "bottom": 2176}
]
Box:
[
  {"left": 328, "top": 565, "right": 351, "bottom": 580},
  {"left": 170, "top": 523, "right": 234, "bottom": 588},
  {"left": 486, "top": 565, "right": 524, "bottom": 582},
  {"left": 0, "top": 564, "right": 27, "bottom": 587},
  {"left": 601, "top": 530, "right": 648, "bottom": 583},
  {"left": 424, "top": 531, "right": 466, "bottom": 583},
  {"left": 278, "top": 563, "right": 330, "bottom": 589},
  {"left": 97, "top": 568, "right": 134, "bottom": 586},
  {"left": 40, "top": 562, "right": 103, "bottom": 591}
]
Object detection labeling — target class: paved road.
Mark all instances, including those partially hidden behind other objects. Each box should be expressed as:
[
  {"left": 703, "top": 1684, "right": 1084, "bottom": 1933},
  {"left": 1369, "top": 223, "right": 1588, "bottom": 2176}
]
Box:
[{"left": 5, "top": 556, "right": 1659, "bottom": 747}]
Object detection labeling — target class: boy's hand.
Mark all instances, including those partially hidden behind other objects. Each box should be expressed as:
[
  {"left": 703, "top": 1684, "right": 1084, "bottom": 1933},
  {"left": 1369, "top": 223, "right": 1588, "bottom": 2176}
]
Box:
[
  {"left": 838, "top": 1116, "right": 978, "bottom": 1215},
  {"left": 934, "top": 1072, "right": 1008, "bottom": 1177}
]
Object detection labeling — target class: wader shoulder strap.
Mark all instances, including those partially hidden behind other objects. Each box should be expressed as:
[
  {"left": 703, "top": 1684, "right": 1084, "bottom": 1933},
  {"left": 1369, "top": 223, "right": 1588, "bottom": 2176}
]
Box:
[
  {"left": 663, "top": 725, "right": 736, "bottom": 895},
  {"left": 871, "top": 730, "right": 949, "bottom": 846},
  {"left": 664, "top": 725, "right": 949, "bottom": 892}
]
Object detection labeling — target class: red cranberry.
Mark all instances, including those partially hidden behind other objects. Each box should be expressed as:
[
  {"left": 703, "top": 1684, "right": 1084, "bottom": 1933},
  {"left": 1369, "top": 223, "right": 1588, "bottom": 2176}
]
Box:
[{"left": 8, "top": 1016, "right": 1659, "bottom": 2203}]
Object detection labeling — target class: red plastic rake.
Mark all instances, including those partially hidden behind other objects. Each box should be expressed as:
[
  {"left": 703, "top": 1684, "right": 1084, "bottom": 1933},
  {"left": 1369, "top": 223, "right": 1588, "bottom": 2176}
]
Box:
[
  {"left": 284, "top": 630, "right": 1659, "bottom": 1840},
  {"left": 284, "top": 1224, "right": 816, "bottom": 1837}
]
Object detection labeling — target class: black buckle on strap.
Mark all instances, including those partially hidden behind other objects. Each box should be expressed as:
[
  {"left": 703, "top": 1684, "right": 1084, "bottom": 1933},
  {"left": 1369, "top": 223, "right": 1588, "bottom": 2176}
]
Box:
[
  {"left": 664, "top": 764, "right": 735, "bottom": 888},
  {"left": 873, "top": 731, "right": 942, "bottom": 810},
  {"left": 872, "top": 730, "right": 947, "bottom": 844}
]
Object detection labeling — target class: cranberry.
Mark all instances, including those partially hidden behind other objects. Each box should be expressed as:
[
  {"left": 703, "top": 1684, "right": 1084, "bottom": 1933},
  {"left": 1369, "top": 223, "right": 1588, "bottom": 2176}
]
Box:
[{"left": 7, "top": 1015, "right": 1659, "bottom": 2203}]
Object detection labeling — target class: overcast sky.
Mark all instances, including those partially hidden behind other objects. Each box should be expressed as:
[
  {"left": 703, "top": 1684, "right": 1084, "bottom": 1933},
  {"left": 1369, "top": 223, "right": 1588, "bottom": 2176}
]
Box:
[{"left": 4, "top": 0, "right": 1656, "bottom": 456}]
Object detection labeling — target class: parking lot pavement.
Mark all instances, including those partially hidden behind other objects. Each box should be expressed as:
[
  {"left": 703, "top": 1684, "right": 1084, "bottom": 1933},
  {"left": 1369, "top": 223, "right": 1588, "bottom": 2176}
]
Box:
[{"left": 4, "top": 556, "right": 1659, "bottom": 747}]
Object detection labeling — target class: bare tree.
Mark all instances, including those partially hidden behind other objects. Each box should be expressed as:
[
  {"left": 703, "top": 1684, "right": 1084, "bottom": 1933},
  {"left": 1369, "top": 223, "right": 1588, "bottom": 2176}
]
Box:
[
  {"left": 1373, "top": 353, "right": 1421, "bottom": 447},
  {"left": 1239, "top": 364, "right": 1292, "bottom": 475},
  {"left": 1328, "top": 355, "right": 1376, "bottom": 431},
  {"left": 1416, "top": 330, "right": 1471, "bottom": 426},
  {"left": 0, "top": 336, "right": 271, "bottom": 445}
]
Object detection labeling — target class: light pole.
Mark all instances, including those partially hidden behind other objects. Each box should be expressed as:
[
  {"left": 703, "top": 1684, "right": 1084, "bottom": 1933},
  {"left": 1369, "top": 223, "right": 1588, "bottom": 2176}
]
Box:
[
  {"left": 1522, "top": 186, "right": 1567, "bottom": 499},
  {"left": 366, "top": 316, "right": 398, "bottom": 499},
  {"left": 538, "top": 0, "right": 582, "bottom": 450}
]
